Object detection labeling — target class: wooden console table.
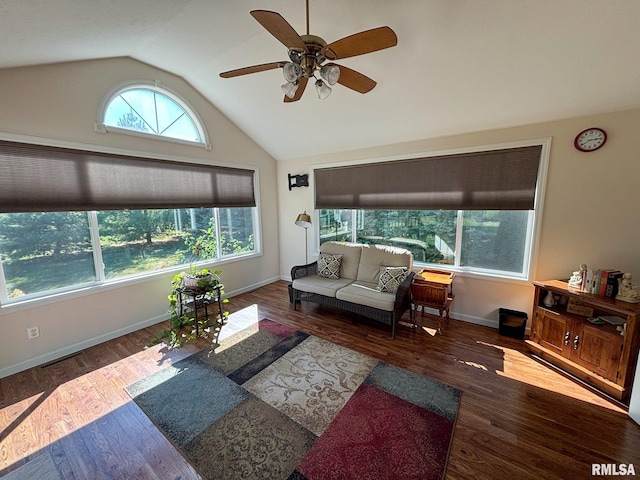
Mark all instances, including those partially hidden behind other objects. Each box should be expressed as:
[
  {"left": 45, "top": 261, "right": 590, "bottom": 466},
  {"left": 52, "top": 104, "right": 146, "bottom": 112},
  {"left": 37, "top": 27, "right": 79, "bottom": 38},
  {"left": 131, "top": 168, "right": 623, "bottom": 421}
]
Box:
[{"left": 527, "top": 280, "right": 640, "bottom": 402}]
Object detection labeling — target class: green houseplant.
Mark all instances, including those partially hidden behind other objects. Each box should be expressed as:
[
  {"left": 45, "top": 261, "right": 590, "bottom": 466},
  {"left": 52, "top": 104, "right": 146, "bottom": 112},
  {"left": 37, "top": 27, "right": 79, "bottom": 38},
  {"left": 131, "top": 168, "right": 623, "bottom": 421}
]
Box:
[
  {"left": 148, "top": 222, "right": 230, "bottom": 348},
  {"left": 148, "top": 268, "right": 228, "bottom": 348}
]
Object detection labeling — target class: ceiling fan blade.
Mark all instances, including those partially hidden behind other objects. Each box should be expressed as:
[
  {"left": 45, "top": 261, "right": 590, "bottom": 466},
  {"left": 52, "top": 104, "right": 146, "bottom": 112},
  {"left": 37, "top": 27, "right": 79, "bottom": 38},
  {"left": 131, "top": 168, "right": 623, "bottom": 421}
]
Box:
[
  {"left": 284, "top": 76, "right": 308, "bottom": 103},
  {"left": 328, "top": 63, "right": 377, "bottom": 94},
  {"left": 322, "top": 26, "right": 397, "bottom": 60},
  {"left": 220, "top": 62, "right": 285, "bottom": 78},
  {"left": 250, "top": 10, "right": 307, "bottom": 51}
]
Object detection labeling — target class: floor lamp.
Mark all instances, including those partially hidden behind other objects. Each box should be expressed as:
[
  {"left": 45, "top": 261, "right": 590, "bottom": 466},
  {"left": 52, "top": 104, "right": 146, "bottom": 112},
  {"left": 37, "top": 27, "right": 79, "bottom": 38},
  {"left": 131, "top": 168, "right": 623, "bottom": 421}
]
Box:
[{"left": 295, "top": 211, "right": 312, "bottom": 264}]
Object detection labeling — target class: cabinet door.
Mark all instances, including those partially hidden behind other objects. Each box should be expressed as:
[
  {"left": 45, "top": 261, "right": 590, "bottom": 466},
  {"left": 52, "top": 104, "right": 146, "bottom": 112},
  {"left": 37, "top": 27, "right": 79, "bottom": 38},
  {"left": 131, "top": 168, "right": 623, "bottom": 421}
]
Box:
[
  {"left": 570, "top": 322, "right": 623, "bottom": 382},
  {"left": 535, "top": 309, "right": 572, "bottom": 356}
]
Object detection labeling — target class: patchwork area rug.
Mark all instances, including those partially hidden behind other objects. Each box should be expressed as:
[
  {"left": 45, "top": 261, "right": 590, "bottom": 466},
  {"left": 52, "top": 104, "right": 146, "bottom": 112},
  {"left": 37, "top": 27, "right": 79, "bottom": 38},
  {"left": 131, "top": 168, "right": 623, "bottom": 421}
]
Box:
[{"left": 126, "top": 319, "right": 461, "bottom": 480}]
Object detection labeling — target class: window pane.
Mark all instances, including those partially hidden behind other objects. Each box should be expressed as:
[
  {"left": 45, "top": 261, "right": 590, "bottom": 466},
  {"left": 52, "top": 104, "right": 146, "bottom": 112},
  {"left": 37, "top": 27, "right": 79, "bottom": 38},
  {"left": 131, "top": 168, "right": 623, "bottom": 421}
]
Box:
[
  {"left": 104, "top": 96, "right": 149, "bottom": 133},
  {"left": 319, "top": 209, "right": 353, "bottom": 244},
  {"left": 354, "top": 210, "right": 457, "bottom": 264},
  {"left": 179, "top": 208, "right": 218, "bottom": 261},
  {"left": 0, "top": 206, "right": 257, "bottom": 301},
  {"left": 219, "top": 207, "right": 254, "bottom": 255},
  {"left": 120, "top": 89, "right": 159, "bottom": 133},
  {"left": 0, "top": 212, "right": 95, "bottom": 298},
  {"left": 98, "top": 208, "right": 194, "bottom": 279},
  {"left": 162, "top": 114, "right": 200, "bottom": 142},
  {"left": 154, "top": 94, "right": 184, "bottom": 134},
  {"left": 104, "top": 88, "right": 202, "bottom": 143},
  {"left": 460, "top": 210, "right": 529, "bottom": 273}
]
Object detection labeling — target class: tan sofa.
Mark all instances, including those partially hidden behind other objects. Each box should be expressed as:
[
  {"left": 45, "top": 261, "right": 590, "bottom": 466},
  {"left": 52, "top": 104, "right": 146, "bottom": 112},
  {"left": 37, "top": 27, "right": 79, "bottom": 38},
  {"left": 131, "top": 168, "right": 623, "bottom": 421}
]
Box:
[{"left": 290, "top": 241, "right": 414, "bottom": 338}]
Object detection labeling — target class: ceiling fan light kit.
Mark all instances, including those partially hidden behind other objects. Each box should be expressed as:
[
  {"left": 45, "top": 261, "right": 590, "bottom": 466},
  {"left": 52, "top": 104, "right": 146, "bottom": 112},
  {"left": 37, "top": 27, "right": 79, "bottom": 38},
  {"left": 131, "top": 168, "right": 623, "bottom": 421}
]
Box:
[
  {"left": 315, "top": 78, "right": 332, "bottom": 99},
  {"left": 320, "top": 65, "right": 340, "bottom": 85},
  {"left": 281, "top": 81, "right": 299, "bottom": 99},
  {"left": 220, "top": 1, "right": 397, "bottom": 102}
]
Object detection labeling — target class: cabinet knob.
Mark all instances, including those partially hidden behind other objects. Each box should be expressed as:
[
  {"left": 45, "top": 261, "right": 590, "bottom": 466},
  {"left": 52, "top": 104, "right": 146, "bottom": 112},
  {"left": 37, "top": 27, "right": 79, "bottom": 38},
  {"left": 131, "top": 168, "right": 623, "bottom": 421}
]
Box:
[
  {"left": 573, "top": 335, "right": 580, "bottom": 350},
  {"left": 564, "top": 331, "right": 570, "bottom": 346}
]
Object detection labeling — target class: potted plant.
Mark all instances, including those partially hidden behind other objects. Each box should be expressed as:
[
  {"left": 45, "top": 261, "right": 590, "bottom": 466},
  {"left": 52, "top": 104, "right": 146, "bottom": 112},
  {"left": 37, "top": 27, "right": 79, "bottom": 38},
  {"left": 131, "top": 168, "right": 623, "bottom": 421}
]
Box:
[
  {"left": 181, "top": 266, "right": 216, "bottom": 289},
  {"left": 148, "top": 268, "right": 228, "bottom": 348},
  {"left": 148, "top": 226, "right": 228, "bottom": 348}
]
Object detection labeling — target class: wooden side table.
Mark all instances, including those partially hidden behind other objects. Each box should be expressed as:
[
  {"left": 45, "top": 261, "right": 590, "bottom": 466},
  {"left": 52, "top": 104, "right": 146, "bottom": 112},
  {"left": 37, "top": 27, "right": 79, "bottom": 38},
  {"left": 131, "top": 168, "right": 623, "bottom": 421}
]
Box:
[{"left": 410, "top": 269, "right": 455, "bottom": 334}]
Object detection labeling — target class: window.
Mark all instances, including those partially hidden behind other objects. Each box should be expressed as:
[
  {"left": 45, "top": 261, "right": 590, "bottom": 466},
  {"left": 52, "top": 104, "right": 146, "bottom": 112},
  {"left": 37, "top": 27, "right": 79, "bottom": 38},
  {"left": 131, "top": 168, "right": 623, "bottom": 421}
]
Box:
[
  {"left": 98, "top": 82, "right": 210, "bottom": 148},
  {"left": 0, "top": 207, "right": 257, "bottom": 302},
  {"left": 315, "top": 141, "right": 549, "bottom": 279},
  {"left": 318, "top": 208, "right": 534, "bottom": 278},
  {"left": 0, "top": 139, "right": 258, "bottom": 304},
  {"left": 0, "top": 212, "right": 96, "bottom": 298}
]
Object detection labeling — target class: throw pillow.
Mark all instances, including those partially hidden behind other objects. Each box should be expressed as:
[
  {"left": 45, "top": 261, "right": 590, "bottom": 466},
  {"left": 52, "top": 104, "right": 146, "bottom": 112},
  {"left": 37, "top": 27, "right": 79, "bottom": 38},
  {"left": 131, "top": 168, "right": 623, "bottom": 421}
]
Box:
[
  {"left": 377, "top": 266, "right": 408, "bottom": 293},
  {"left": 317, "top": 253, "right": 343, "bottom": 279}
]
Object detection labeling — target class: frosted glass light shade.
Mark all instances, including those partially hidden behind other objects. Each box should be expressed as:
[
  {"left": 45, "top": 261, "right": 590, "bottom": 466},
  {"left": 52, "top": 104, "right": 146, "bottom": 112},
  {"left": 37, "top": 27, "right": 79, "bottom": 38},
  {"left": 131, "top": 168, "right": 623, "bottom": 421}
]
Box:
[
  {"left": 320, "top": 65, "right": 340, "bottom": 86},
  {"left": 315, "top": 79, "right": 332, "bottom": 100},
  {"left": 281, "top": 82, "right": 299, "bottom": 99},
  {"left": 283, "top": 62, "right": 303, "bottom": 82}
]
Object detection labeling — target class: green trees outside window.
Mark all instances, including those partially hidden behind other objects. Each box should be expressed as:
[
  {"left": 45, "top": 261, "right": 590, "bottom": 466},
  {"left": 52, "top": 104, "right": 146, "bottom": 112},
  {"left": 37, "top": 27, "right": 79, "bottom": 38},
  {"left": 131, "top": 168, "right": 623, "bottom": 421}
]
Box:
[
  {"left": 0, "top": 207, "right": 256, "bottom": 302},
  {"left": 319, "top": 209, "right": 532, "bottom": 277}
]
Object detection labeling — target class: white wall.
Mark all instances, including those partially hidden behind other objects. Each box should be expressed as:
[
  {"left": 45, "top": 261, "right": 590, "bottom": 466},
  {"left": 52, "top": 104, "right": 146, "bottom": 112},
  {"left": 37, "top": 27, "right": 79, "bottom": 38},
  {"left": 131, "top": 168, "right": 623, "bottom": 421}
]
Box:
[
  {"left": 0, "top": 58, "right": 280, "bottom": 376},
  {"left": 2, "top": 56, "right": 638, "bottom": 376},
  {"left": 278, "top": 108, "right": 640, "bottom": 329}
]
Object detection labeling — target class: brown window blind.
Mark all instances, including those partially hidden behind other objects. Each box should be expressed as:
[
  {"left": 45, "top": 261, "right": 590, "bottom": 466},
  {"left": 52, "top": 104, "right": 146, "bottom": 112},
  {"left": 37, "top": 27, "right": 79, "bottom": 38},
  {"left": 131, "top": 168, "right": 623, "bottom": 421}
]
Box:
[
  {"left": 0, "top": 140, "right": 255, "bottom": 213},
  {"left": 315, "top": 145, "right": 543, "bottom": 211}
]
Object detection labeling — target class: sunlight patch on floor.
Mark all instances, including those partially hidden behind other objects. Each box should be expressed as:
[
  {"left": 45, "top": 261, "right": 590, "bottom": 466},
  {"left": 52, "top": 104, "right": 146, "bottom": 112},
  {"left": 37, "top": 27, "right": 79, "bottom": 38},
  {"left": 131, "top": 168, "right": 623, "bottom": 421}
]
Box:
[
  {"left": 455, "top": 358, "right": 489, "bottom": 371},
  {"left": 417, "top": 325, "right": 439, "bottom": 337},
  {"left": 475, "top": 340, "right": 627, "bottom": 413},
  {"left": 0, "top": 391, "right": 46, "bottom": 431}
]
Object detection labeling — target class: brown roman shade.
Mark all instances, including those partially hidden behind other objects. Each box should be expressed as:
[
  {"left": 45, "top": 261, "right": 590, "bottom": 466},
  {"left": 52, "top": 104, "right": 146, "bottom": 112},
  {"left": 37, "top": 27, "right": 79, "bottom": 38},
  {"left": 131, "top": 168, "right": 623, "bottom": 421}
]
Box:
[
  {"left": 0, "top": 140, "right": 255, "bottom": 213},
  {"left": 315, "top": 145, "right": 543, "bottom": 211}
]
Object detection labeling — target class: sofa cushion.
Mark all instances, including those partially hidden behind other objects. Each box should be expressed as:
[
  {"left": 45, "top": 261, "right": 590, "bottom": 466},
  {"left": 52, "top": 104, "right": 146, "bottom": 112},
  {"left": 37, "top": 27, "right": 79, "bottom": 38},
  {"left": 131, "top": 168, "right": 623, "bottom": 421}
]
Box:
[
  {"left": 317, "top": 253, "right": 342, "bottom": 279},
  {"left": 319, "top": 242, "right": 363, "bottom": 280},
  {"left": 293, "top": 275, "right": 354, "bottom": 298},
  {"left": 356, "top": 244, "right": 413, "bottom": 284},
  {"left": 377, "top": 266, "right": 409, "bottom": 293},
  {"left": 335, "top": 281, "right": 396, "bottom": 311}
]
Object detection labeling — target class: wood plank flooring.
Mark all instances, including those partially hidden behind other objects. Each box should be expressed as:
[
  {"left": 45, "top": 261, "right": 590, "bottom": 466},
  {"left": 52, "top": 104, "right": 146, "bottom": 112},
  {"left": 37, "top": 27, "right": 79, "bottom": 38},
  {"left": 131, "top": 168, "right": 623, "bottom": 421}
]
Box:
[{"left": 1, "top": 280, "right": 639, "bottom": 479}]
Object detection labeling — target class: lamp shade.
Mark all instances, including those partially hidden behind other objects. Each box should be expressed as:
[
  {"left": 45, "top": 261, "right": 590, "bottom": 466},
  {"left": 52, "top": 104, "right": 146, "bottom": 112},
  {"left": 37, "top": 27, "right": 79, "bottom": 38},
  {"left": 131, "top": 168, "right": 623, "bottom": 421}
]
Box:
[
  {"left": 320, "top": 65, "right": 340, "bottom": 86},
  {"left": 295, "top": 211, "right": 312, "bottom": 228},
  {"left": 282, "top": 62, "right": 303, "bottom": 82},
  {"left": 315, "top": 79, "right": 332, "bottom": 100},
  {"left": 281, "top": 81, "right": 299, "bottom": 99}
]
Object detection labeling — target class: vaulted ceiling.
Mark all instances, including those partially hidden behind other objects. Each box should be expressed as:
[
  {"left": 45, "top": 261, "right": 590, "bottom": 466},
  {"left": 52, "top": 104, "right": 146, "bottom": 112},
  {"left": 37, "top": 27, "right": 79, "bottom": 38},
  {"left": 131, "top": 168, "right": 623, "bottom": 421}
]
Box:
[{"left": 1, "top": 1, "right": 639, "bottom": 161}]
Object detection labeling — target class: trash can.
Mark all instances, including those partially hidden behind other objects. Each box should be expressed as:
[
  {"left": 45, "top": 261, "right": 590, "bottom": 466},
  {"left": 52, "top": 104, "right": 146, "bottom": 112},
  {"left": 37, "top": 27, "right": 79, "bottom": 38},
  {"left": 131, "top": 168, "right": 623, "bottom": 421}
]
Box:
[{"left": 498, "top": 308, "right": 527, "bottom": 340}]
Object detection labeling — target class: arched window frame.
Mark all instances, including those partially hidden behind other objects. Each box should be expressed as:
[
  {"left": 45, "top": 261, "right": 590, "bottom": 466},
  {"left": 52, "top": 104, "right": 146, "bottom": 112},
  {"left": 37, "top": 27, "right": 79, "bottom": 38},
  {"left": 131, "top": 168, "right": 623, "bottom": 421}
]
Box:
[{"left": 96, "top": 80, "right": 211, "bottom": 150}]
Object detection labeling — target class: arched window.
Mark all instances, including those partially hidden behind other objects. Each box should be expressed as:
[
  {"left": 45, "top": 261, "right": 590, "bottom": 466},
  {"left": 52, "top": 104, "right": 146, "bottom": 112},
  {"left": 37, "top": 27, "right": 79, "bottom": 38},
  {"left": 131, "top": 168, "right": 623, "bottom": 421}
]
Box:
[{"left": 97, "top": 81, "right": 210, "bottom": 149}]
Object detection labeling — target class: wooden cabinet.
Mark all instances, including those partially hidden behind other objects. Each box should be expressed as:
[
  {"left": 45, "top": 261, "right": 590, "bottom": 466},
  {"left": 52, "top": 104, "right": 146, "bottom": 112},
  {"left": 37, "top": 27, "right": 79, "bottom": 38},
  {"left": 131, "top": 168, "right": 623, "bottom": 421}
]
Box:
[{"left": 527, "top": 280, "right": 640, "bottom": 402}]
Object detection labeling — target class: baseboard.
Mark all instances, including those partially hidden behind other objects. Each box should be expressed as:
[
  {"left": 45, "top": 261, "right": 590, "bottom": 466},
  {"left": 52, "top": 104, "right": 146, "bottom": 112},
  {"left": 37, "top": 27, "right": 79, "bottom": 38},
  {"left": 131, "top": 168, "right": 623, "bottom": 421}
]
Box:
[
  {"left": 225, "top": 276, "right": 281, "bottom": 297},
  {"left": 447, "top": 310, "right": 498, "bottom": 329},
  {"left": 0, "top": 314, "right": 167, "bottom": 379},
  {"left": 0, "top": 276, "right": 283, "bottom": 379},
  {"left": 428, "top": 309, "right": 531, "bottom": 335}
]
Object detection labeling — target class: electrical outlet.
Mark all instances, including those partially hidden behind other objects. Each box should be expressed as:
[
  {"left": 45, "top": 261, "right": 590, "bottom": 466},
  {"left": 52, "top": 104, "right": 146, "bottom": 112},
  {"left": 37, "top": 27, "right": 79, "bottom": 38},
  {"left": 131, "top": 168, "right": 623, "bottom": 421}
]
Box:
[{"left": 27, "top": 326, "right": 40, "bottom": 339}]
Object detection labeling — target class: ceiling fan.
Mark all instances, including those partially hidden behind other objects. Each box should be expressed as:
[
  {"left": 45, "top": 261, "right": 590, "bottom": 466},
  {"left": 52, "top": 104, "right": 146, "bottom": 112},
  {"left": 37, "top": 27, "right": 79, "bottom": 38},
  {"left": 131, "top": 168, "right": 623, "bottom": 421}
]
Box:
[{"left": 219, "top": 1, "right": 398, "bottom": 102}]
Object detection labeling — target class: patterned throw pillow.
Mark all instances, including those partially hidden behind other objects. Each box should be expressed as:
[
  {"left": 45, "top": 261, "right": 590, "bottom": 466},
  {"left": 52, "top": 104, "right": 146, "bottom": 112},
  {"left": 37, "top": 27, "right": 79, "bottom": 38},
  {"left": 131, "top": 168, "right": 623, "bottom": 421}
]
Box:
[
  {"left": 317, "top": 253, "right": 343, "bottom": 279},
  {"left": 377, "top": 266, "right": 408, "bottom": 293}
]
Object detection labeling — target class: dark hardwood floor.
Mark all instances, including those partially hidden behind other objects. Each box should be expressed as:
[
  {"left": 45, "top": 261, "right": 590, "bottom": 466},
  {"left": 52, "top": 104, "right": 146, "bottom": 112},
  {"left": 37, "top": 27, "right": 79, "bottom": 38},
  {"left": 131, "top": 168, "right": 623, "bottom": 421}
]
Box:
[{"left": 1, "top": 280, "right": 639, "bottom": 479}]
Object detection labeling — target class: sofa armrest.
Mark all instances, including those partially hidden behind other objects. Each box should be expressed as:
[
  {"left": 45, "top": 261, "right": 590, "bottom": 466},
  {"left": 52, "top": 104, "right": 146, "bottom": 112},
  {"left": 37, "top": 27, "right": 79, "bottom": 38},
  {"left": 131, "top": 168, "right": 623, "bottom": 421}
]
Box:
[
  {"left": 394, "top": 271, "right": 415, "bottom": 313},
  {"left": 291, "top": 261, "right": 318, "bottom": 280}
]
